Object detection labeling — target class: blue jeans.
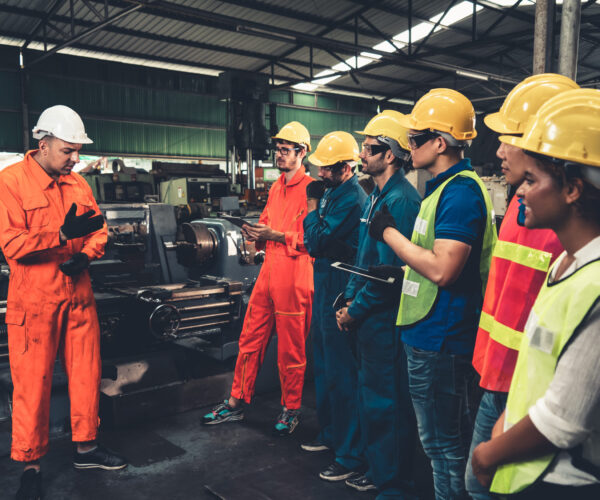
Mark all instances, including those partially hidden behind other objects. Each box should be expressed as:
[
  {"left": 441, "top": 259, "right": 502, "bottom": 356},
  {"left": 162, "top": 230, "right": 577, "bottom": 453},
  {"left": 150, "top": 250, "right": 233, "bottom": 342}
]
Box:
[
  {"left": 465, "top": 390, "right": 508, "bottom": 500},
  {"left": 404, "top": 345, "right": 474, "bottom": 500}
]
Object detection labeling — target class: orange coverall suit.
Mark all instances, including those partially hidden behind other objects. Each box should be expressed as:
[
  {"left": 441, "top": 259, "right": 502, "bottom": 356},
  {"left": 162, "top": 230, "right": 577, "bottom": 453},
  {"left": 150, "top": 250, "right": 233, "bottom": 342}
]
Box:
[
  {"left": 230, "top": 166, "right": 314, "bottom": 410},
  {"left": 0, "top": 151, "right": 107, "bottom": 462}
]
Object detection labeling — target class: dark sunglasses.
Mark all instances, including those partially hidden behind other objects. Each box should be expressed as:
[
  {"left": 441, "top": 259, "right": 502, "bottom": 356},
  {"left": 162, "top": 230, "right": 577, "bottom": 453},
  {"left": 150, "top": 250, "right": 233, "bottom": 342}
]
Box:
[
  {"left": 319, "top": 162, "right": 346, "bottom": 172},
  {"left": 361, "top": 142, "right": 390, "bottom": 157},
  {"left": 407, "top": 130, "right": 440, "bottom": 149}
]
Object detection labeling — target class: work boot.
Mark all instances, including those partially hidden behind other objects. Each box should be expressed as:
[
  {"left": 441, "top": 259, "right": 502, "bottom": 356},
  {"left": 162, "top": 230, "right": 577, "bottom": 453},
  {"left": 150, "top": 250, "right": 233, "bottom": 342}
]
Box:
[
  {"left": 300, "top": 438, "right": 329, "bottom": 452},
  {"left": 345, "top": 473, "right": 377, "bottom": 492},
  {"left": 274, "top": 407, "right": 299, "bottom": 436},
  {"left": 73, "top": 445, "right": 128, "bottom": 470},
  {"left": 16, "top": 469, "right": 42, "bottom": 500},
  {"left": 319, "top": 462, "right": 357, "bottom": 482},
  {"left": 202, "top": 400, "right": 244, "bottom": 425}
]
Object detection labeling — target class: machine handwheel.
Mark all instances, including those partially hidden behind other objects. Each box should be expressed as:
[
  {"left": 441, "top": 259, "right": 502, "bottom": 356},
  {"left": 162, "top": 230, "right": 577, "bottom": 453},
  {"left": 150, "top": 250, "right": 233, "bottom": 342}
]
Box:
[{"left": 149, "top": 304, "right": 181, "bottom": 338}]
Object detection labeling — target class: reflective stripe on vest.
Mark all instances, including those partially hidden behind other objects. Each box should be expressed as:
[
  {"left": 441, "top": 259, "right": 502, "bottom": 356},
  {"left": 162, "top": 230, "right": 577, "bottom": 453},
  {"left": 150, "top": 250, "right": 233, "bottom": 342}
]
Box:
[
  {"left": 493, "top": 240, "right": 553, "bottom": 272},
  {"left": 478, "top": 243, "right": 553, "bottom": 351},
  {"left": 490, "top": 258, "right": 600, "bottom": 495},
  {"left": 479, "top": 311, "right": 523, "bottom": 351},
  {"left": 397, "top": 170, "right": 497, "bottom": 327}
]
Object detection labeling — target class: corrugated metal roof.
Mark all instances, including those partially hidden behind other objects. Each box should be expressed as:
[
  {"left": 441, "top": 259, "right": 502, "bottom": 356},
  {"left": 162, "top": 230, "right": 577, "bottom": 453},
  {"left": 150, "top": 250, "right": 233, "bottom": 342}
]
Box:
[{"left": 0, "top": 0, "right": 598, "bottom": 109}]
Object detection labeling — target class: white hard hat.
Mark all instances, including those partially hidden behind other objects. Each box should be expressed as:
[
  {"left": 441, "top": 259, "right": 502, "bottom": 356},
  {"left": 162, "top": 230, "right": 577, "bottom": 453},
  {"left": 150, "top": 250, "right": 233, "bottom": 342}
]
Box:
[{"left": 32, "top": 105, "right": 93, "bottom": 144}]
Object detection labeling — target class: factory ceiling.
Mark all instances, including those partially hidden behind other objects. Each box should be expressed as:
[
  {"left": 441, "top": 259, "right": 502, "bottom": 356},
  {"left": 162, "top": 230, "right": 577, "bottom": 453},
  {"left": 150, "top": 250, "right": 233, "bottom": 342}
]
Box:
[{"left": 0, "top": 0, "right": 599, "bottom": 110}]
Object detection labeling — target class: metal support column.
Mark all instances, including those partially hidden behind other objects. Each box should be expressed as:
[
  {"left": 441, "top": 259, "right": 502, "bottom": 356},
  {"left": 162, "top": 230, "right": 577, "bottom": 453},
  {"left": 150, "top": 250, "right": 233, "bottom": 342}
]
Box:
[
  {"left": 230, "top": 146, "right": 237, "bottom": 186},
  {"left": 558, "top": 0, "right": 581, "bottom": 80},
  {"left": 19, "top": 51, "right": 29, "bottom": 153},
  {"left": 533, "top": 0, "right": 555, "bottom": 74},
  {"left": 246, "top": 149, "right": 255, "bottom": 190}
]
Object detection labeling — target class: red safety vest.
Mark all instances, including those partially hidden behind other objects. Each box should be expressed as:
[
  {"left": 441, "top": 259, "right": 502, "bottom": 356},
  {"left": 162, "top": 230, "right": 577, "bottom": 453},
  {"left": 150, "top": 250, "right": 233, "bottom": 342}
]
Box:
[{"left": 472, "top": 196, "right": 563, "bottom": 392}]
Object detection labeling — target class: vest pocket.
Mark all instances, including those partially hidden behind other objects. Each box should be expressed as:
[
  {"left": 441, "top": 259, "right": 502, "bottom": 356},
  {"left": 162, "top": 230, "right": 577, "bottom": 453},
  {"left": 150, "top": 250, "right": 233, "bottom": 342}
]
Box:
[{"left": 5, "top": 308, "right": 27, "bottom": 354}]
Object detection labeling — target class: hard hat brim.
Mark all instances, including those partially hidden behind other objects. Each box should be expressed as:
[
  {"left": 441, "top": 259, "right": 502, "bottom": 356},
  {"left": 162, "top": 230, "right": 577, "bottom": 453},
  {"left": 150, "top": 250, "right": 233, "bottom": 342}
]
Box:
[
  {"left": 499, "top": 134, "right": 600, "bottom": 168},
  {"left": 484, "top": 112, "right": 518, "bottom": 135}
]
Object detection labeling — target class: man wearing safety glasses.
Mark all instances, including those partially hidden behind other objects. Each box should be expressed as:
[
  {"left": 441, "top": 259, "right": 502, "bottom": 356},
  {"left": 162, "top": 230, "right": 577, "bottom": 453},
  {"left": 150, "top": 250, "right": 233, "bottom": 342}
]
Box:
[
  {"left": 203, "top": 121, "right": 315, "bottom": 436},
  {"left": 369, "top": 89, "right": 497, "bottom": 499},
  {"left": 336, "top": 110, "right": 421, "bottom": 498}
]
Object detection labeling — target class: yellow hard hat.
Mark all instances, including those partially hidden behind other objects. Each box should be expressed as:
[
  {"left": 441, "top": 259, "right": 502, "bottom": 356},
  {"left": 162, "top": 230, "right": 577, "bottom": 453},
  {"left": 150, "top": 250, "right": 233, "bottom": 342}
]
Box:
[
  {"left": 355, "top": 110, "right": 410, "bottom": 152},
  {"left": 272, "top": 121, "right": 311, "bottom": 152},
  {"left": 356, "top": 109, "right": 411, "bottom": 160},
  {"left": 309, "top": 131, "right": 360, "bottom": 167},
  {"left": 485, "top": 74, "right": 579, "bottom": 135},
  {"left": 400, "top": 88, "right": 477, "bottom": 141},
  {"left": 500, "top": 89, "right": 600, "bottom": 167}
]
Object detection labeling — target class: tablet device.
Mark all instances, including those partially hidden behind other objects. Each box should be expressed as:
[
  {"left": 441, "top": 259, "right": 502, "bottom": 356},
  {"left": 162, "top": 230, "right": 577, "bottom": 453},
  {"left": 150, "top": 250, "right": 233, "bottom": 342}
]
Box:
[
  {"left": 331, "top": 261, "right": 396, "bottom": 285},
  {"left": 219, "top": 214, "right": 257, "bottom": 229}
]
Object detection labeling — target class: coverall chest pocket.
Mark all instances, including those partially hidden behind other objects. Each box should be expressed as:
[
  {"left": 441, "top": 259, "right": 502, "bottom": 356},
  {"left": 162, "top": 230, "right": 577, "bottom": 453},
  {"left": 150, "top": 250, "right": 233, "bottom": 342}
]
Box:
[
  {"left": 22, "top": 194, "right": 50, "bottom": 229},
  {"left": 5, "top": 308, "right": 27, "bottom": 354}
]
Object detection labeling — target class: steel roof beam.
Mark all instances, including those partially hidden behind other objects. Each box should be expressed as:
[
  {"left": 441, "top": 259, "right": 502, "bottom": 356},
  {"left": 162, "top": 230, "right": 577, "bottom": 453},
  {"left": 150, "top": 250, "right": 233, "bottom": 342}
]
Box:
[
  {"left": 0, "top": 4, "right": 337, "bottom": 74},
  {"left": 28, "top": 3, "right": 143, "bottom": 67},
  {"left": 215, "top": 0, "right": 384, "bottom": 40},
  {"left": 125, "top": 0, "right": 518, "bottom": 83},
  {"left": 22, "top": 0, "right": 67, "bottom": 49}
]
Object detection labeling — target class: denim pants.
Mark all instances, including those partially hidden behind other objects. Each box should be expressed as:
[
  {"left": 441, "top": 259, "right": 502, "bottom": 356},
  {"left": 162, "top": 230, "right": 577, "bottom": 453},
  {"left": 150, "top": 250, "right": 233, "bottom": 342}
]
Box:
[
  {"left": 404, "top": 345, "right": 474, "bottom": 500},
  {"left": 465, "top": 390, "right": 508, "bottom": 500}
]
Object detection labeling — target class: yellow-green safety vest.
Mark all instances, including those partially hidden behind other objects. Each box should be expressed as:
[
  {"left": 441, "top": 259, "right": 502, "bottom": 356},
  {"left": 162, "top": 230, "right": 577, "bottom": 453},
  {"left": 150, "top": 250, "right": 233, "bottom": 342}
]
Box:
[
  {"left": 397, "top": 170, "right": 497, "bottom": 327},
  {"left": 490, "top": 258, "right": 600, "bottom": 495}
]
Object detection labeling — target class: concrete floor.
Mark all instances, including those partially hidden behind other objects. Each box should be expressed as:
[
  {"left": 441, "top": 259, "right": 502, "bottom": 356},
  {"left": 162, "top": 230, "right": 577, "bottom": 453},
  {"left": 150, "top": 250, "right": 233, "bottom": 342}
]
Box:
[{"left": 0, "top": 387, "right": 434, "bottom": 500}]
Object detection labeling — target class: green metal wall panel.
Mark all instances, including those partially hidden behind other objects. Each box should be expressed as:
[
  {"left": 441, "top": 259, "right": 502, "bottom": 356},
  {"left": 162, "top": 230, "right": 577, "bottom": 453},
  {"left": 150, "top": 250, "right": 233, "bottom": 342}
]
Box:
[
  {"left": 292, "top": 92, "right": 316, "bottom": 107},
  {"left": 27, "top": 75, "right": 226, "bottom": 127},
  {"left": 269, "top": 90, "right": 290, "bottom": 104},
  {"left": 0, "top": 111, "right": 22, "bottom": 151},
  {"left": 316, "top": 95, "right": 338, "bottom": 111},
  {"left": 80, "top": 119, "right": 226, "bottom": 158},
  {"left": 0, "top": 71, "right": 20, "bottom": 111},
  {"left": 276, "top": 107, "right": 371, "bottom": 139}
]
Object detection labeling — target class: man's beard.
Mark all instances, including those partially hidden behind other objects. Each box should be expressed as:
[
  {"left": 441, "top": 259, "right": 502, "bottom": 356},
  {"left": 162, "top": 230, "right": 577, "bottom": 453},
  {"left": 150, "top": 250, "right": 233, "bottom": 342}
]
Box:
[
  {"left": 362, "top": 160, "right": 385, "bottom": 177},
  {"left": 322, "top": 176, "right": 342, "bottom": 188}
]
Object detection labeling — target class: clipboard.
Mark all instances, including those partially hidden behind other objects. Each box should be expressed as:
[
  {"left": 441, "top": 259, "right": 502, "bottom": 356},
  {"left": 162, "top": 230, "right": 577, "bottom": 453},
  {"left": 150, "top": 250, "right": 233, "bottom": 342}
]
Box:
[
  {"left": 331, "top": 261, "right": 396, "bottom": 285},
  {"left": 219, "top": 214, "right": 257, "bottom": 229}
]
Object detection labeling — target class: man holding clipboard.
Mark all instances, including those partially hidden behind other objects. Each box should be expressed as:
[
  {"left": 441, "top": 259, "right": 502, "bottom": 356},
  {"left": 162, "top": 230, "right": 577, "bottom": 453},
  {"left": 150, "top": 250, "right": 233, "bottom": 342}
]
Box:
[{"left": 335, "top": 111, "right": 421, "bottom": 497}]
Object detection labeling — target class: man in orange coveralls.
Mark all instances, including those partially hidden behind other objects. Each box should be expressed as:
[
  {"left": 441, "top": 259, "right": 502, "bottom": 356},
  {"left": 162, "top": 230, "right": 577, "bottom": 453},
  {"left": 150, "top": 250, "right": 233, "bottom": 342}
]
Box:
[
  {"left": 0, "top": 105, "right": 126, "bottom": 500},
  {"left": 203, "top": 121, "right": 314, "bottom": 435}
]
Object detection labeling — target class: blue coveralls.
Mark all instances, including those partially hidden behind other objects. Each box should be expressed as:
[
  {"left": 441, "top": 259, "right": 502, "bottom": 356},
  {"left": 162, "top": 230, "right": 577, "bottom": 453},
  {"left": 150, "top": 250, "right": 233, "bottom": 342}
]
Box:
[
  {"left": 345, "top": 169, "right": 421, "bottom": 499},
  {"left": 303, "top": 174, "right": 366, "bottom": 470}
]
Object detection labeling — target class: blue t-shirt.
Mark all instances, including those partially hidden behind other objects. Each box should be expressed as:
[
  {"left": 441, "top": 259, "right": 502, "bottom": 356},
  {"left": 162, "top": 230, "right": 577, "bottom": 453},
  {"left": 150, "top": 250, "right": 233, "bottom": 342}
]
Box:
[{"left": 400, "top": 159, "right": 487, "bottom": 355}]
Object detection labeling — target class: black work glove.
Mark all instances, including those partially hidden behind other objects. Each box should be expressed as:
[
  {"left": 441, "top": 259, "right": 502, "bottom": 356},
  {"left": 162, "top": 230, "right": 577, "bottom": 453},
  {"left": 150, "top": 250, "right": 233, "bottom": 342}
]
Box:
[
  {"left": 323, "top": 238, "right": 355, "bottom": 263},
  {"left": 61, "top": 203, "right": 104, "bottom": 240},
  {"left": 306, "top": 180, "right": 326, "bottom": 200},
  {"left": 369, "top": 204, "right": 396, "bottom": 242},
  {"left": 59, "top": 252, "right": 89, "bottom": 277},
  {"left": 368, "top": 264, "right": 404, "bottom": 290}
]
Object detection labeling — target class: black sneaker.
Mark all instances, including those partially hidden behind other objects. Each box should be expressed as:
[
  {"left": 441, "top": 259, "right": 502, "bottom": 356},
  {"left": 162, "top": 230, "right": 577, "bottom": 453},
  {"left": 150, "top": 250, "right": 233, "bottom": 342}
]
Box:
[
  {"left": 300, "top": 439, "right": 329, "bottom": 452},
  {"left": 274, "top": 407, "right": 299, "bottom": 436},
  {"left": 319, "top": 462, "right": 356, "bottom": 482},
  {"left": 16, "top": 469, "right": 42, "bottom": 500},
  {"left": 202, "top": 400, "right": 244, "bottom": 425},
  {"left": 73, "top": 445, "right": 128, "bottom": 470},
  {"left": 345, "top": 473, "right": 377, "bottom": 491}
]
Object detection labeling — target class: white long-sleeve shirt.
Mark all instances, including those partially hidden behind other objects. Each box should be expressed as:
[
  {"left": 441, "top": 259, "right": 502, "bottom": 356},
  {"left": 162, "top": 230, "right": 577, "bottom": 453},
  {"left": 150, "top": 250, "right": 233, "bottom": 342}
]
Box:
[{"left": 529, "top": 235, "right": 600, "bottom": 485}]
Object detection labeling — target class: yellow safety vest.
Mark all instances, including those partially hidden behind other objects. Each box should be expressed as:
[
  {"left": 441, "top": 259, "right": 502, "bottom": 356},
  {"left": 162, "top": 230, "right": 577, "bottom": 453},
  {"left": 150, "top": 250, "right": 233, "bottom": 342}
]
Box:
[
  {"left": 397, "top": 170, "right": 497, "bottom": 327},
  {"left": 490, "top": 258, "right": 600, "bottom": 495}
]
